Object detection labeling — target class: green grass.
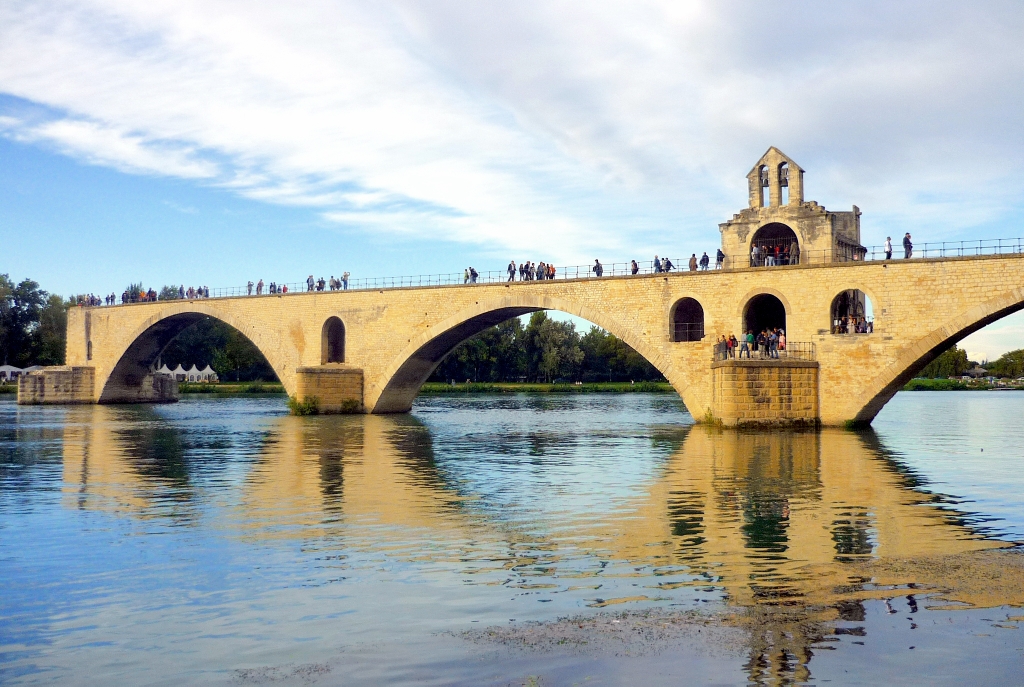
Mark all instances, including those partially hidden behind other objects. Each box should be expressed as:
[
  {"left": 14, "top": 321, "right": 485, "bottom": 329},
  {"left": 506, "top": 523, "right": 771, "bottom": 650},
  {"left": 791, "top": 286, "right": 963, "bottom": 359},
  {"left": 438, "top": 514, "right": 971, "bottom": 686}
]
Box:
[
  {"left": 0, "top": 383, "right": 16, "bottom": 394},
  {"left": 902, "top": 378, "right": 985, "bottom": 391},
  {"left": 178, "top": 381, "right": 285, "bottom": 394},
  {"left": 420, "top": 381, "right": 673, "bottom": 394}
]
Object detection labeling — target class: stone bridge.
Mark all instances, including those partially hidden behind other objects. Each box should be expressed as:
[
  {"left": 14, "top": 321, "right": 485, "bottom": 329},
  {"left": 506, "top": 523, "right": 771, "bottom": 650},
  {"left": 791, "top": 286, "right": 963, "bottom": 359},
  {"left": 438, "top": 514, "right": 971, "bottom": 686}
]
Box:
[{"left": 20, "top": 252, "right": 1024, "bottom": 426}]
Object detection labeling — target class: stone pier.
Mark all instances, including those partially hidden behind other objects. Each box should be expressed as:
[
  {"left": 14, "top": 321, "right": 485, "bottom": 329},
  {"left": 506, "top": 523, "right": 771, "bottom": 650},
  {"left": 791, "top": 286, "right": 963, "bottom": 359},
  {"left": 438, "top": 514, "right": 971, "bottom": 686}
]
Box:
[
  {"left": 711, "top": 359, "right": 820, "bottom": 427},
  {"left": 18, "top": 366, "right": 98, "bottom": 405},
  {"left": 295, "top": 366, "right": 364, "bottom": 413}
]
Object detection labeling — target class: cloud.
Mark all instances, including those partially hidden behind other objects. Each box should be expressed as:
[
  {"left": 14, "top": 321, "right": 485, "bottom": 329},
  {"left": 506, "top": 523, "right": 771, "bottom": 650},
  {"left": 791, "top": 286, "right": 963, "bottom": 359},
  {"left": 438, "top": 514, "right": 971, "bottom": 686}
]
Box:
[
  {"left": 2, "top": 0, "right": 1024, "bottom": 258},
  {"left": 960, "top": 312, "right": 1024, "bottom": 363}
]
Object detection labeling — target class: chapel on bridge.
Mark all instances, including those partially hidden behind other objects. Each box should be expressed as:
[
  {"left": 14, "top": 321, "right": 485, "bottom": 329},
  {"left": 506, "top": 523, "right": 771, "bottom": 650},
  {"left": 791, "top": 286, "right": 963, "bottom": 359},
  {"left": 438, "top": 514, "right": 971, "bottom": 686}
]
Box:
[{"left": 719, "top": 147, "right": 867, "bottom": 266}]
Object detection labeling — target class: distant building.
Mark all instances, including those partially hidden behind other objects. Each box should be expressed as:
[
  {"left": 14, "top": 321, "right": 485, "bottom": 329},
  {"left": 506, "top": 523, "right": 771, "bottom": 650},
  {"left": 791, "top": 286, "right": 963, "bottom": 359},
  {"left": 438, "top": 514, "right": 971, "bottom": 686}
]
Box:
[
  {"left": 157, "top": 364, "right": 218, "bottom": 383},
  {"left": 0, "top": 365, "right": 41, "bottom": 381}
]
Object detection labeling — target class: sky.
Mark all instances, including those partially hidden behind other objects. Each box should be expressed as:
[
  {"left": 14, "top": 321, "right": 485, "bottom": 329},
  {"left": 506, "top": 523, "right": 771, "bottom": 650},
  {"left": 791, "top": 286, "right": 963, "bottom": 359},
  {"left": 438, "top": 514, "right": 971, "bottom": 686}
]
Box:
[{"left": 2, "top": 0, "right": 1023, "bottom": 361}]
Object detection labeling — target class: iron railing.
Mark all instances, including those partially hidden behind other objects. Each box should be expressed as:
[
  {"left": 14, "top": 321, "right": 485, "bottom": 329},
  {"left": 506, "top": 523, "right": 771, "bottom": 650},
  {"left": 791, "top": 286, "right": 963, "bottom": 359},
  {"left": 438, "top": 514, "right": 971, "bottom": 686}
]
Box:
[
  {"left": 77, "top": 236, "right": 1024, "bottom": 307},
  {"left": 713, "top": 340, "right": 816, "bottom": 362}
]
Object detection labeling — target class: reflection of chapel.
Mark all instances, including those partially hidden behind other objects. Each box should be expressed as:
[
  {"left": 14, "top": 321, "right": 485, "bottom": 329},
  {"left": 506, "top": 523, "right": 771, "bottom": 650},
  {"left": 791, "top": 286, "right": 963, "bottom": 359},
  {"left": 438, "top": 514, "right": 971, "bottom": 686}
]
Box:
[{"left": 719, "top": 147, "right": 866, "bottom": 265}]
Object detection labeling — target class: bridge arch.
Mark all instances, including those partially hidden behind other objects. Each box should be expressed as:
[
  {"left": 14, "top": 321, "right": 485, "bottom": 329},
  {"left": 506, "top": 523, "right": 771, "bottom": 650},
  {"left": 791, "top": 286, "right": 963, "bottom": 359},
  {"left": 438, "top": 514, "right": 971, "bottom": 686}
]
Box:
[
  {"left": 366, "top": 294, "right": 685, "bottom": 414},
  {"left": 848, "top": 285, "right": 1024, "bottom": 424},
  {"left": 98, "top": 302, "right": 289, "bottom": 403}
]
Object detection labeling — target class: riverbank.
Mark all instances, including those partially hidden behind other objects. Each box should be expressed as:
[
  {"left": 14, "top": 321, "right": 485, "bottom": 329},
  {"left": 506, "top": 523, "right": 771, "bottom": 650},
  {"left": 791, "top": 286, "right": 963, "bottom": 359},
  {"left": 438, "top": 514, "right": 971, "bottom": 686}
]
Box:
[
  {"left": 901, "top": 378, "right": 1010, "bottom": 391},
  {"left": 420, "top": 381, "right": 672, "bottom": 394},
  {"left": 178, "top": 381, "right": 284, "bottom": 394}
]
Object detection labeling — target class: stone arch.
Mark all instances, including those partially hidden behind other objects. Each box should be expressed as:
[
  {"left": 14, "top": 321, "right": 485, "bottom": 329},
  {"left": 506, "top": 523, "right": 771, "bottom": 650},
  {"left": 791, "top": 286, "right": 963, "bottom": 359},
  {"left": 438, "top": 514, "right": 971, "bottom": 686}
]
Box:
[
  {"left": 366, "top": 294, "right": 683, "bottom": 414},
  {"left": 847, "top": 286, "right": 1024, "bottom": 425},
  {"left": 750, "top": 222, "right": 799, "bottom": 266},
  {"left": 743, "top": 293, "right": 787, "bottom": 336},
  {"left": 321, "top": 316, "right": 345, "bottom": 364},
  {"left": 778, "top": 162, "right": 790, "bottom": 205},
  {"left": 670, "top": 297, "right": 705, "bottom": 342},
  {"left": 830, "top": 289, "right": 874, "bottom": 334},
  {"left": 98, "top": 303, "right": 288, "bottom": 403},
  {"left": 757, "top": 164, "right": 769, "bottom": 207}
]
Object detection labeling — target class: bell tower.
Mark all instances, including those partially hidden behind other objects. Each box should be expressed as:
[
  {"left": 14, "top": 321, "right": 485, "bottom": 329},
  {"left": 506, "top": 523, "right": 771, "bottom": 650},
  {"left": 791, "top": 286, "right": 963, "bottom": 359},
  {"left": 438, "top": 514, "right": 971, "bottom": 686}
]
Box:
[{"left": 721, "top": 147, "right": 864, "bottom": 266}]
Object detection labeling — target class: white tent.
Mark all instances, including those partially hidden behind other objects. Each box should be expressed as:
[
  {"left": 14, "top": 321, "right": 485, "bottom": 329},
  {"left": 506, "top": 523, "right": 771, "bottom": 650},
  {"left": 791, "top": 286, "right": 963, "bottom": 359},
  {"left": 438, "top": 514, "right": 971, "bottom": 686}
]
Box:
[
  {"left": 198, "top": 365, "right": 219, "bottom": 382},
  {"left": 171, "top": 365, "right": 187, "bottom": 381},
  {"left": 156, "top": 364, "right": 173, "bottom": 376},
  {"left": 0, "top": 365, "right": 23, "bottom": 381},
  {"left": 185, "top": 365, "right": 200, "bottom": 382}
]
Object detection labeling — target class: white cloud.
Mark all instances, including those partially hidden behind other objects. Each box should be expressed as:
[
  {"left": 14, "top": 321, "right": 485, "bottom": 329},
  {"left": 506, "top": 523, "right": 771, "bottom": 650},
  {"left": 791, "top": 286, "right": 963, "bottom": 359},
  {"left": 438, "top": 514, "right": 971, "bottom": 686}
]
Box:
[
  {"left": 4, "top": 1, "right": 1024, "bottom": 355},
  {"left": 3, "top": 0, "right": 1024, "bottom": 260},
  {"left": 960, "top": 312, "right": 1024, "bottom": 363}
]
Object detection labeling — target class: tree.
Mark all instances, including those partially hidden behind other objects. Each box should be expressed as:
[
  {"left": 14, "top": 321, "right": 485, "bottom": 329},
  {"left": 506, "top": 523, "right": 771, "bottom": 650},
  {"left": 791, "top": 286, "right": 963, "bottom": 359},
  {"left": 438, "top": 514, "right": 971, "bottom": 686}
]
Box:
[
  {"left": 579, "top": 326, "right": 663, "bottom": 382},
  {"left": 918, "top": 345, "right": 970, "bottom": 378},
  {"left": 159, "top": 285, "right": 180, "bottom": 300},
  {"left": 987, "top": 349, "right": 1024, "bottom": 378},
  {"left": 0, "top": 274, "right": 47, "bottom": 366},
  {"left": 523, "top": 312, "right": 583, "bottom": 382},
  {"left": 35, "top": 295, "right": 68, "bottom": 365}
]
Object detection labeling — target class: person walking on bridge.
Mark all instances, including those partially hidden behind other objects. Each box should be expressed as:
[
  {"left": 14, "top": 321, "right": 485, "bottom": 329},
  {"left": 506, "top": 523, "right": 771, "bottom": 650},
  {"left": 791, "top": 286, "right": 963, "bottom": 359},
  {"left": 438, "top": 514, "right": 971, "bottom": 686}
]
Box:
[
  {"left": 342, "top": 272, "right": 349, "bottom": 290},
  {"left": 307, "top": 275, "right": 315, "bottom": 291},
  {"left": 903, "top": 233, "right": 913, "bottom": 259},
  {"left": 256, "top": 279, "right": 263, "bottom": 295},
  {"left": 593, "top": 259, "right": 603, "bottom": 277},
  {"left": 884, "top": 237, "right": 893, "bottom": 260},
  {"left": 654, "top": 256, "right": 662, "bottom": 273},
  {"left": 247, "top": 280, "right": 253, "bottom": 296},
  {"left": 699, "top": 252, "right": 710, "bottom": 270},
  {"left": 716, "top": 248, "right": 725, "bottom": 269},
  {"left": 508, "top": 260, "right": 516, "bottom": 281},
  {"left": 688, "top": 254, "right": 698, "bottom": 271},
  {"left": 631, "top": 260, "right": 639, "bottom": 275}
]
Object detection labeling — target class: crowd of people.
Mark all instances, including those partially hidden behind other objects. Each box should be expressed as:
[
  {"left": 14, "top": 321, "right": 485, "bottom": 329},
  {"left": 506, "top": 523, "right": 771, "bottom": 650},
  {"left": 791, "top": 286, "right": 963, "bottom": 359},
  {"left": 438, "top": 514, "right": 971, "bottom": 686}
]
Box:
[
  {"left": 714, "top": 329, "right": 788, "bottom": 361},
  {"left": 750, "top": 241, "right": 800, "bottom": 267},
  {"left": 83, "top": 235, "right": 921, "bottom": 308},
  {"left": 832, "top": 317, "right": 873, "bottom": 334},
  {"left": 500, "top": 261, "right": 558, "bottom": 281}
]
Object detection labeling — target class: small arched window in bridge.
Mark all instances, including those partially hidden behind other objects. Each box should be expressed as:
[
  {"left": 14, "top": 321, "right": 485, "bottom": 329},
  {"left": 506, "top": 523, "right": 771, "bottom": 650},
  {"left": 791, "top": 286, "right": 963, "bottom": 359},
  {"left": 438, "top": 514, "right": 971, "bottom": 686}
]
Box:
[{"left": 322, "top": 317, "right": 345, "bottom": 363}]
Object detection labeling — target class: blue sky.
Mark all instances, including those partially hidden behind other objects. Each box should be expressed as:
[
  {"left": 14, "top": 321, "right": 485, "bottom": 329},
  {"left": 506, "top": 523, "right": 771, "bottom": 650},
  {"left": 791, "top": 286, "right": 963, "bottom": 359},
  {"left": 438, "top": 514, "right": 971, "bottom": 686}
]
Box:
[{"left": 2, "top": 0, "right": 1024, "bottom": 360}]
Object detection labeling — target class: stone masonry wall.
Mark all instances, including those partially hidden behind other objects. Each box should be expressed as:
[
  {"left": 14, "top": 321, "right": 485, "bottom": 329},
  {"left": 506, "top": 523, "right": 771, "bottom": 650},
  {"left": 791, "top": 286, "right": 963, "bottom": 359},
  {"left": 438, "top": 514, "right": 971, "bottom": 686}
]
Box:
[
  {"left": 295, "top": 366, "right": 364, "bottom": 413},
  {"left": 711, "top": 360, "right": 819, "bottom": 427},
  {"left": 18, "top": 366, "right": 96, "bottom": 404},
  {"left": 57, "top": 253, "right": 1024, "bottom": 425}
]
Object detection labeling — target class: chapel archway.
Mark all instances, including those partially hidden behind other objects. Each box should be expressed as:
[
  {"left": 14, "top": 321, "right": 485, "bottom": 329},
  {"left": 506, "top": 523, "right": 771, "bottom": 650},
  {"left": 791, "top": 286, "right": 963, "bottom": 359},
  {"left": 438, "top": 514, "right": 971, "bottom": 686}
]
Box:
[{"left": 750, "top": 223, "right": 799, "bottom": 266}]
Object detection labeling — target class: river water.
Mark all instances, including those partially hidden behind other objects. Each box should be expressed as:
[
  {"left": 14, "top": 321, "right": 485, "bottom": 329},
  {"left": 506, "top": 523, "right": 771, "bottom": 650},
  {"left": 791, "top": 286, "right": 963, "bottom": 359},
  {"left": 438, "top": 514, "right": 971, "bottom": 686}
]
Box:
[{"left": 1, "top": 391, "right": 1023, "bottom": 686}]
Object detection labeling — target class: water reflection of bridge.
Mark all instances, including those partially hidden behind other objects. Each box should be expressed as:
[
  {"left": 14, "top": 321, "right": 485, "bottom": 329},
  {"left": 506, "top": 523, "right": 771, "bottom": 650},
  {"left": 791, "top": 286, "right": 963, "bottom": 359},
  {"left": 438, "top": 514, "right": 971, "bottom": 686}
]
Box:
[{"left": 60, "top": 407, "right": 1012, "bottom": 683}]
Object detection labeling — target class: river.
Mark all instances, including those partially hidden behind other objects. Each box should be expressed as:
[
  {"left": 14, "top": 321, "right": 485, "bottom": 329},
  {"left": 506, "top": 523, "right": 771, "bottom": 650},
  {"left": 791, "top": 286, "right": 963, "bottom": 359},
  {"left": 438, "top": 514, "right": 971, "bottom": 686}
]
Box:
[{"left": 1, "top": 391, "right": 1023, "bottom": 685}]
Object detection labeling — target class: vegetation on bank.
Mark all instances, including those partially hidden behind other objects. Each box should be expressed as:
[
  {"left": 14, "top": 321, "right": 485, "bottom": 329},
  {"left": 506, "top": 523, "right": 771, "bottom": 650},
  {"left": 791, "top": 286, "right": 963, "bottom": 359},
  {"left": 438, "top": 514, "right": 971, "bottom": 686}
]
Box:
[
  {"left": 0, "top": 383, "right": 16, "bottom": 394},
  {"left": 178, "top": 381, "right": 284, "bottom": 394},
  {"left": 420, "top": 381, "right": 673, "bottom": 394},
  {"left": 903, "top": 378, "right": 976, "bottom": 391}
]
